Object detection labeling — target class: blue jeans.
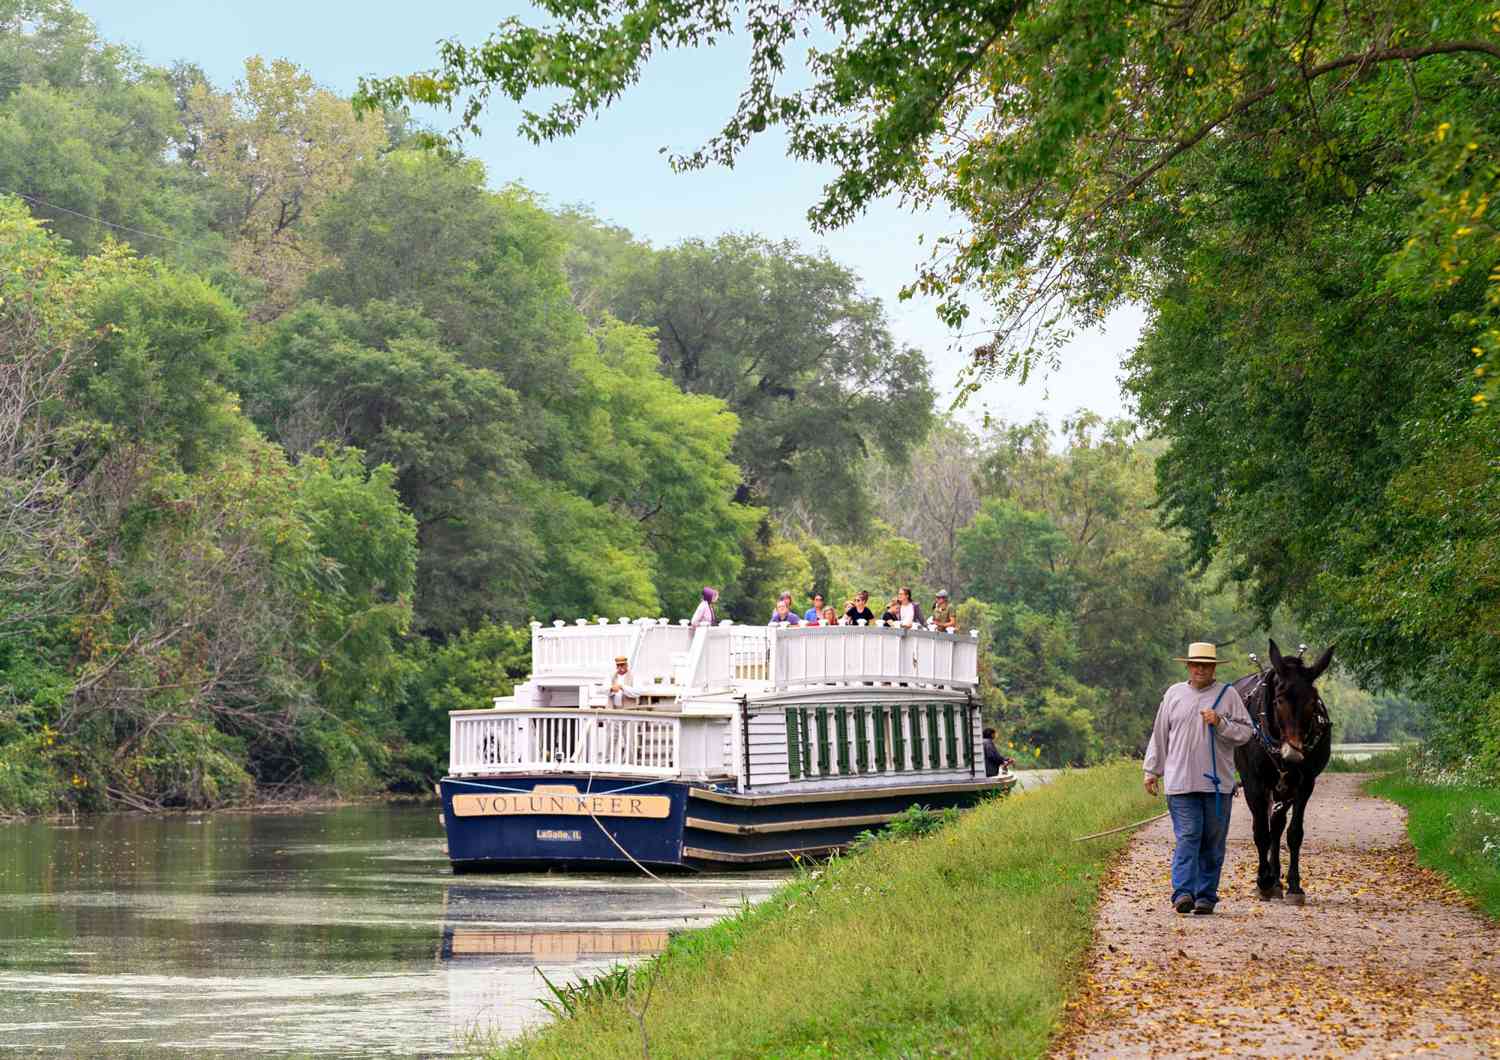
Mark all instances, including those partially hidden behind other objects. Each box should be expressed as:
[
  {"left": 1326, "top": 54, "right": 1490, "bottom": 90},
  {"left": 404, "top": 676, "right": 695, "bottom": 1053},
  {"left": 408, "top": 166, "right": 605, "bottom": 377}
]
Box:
[{"left": 1167, "top": 793, "right": 1232, "bottom": 905}]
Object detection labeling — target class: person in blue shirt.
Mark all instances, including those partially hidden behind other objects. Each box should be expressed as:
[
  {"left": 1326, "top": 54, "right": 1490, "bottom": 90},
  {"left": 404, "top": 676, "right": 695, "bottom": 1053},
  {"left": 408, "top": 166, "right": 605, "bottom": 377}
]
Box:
[
  {"left": 802, "top": 592, "right": 825, "bottom": 623},
  {"left": 767, "top": 594, "right": 801, "bottom": 625}
]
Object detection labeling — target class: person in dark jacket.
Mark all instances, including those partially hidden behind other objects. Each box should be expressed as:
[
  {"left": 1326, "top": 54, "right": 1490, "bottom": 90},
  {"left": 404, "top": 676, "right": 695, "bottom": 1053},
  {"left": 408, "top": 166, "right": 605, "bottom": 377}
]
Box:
[{"left": 983, "top": 727, "right": 1004, "bottom": 777}]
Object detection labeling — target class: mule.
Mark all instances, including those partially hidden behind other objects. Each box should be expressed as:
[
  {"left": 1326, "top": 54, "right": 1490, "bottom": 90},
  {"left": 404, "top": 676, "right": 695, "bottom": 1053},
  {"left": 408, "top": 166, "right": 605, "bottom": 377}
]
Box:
[{"left": 1232, "top": 639, "right": 1334, "bottom": 905}]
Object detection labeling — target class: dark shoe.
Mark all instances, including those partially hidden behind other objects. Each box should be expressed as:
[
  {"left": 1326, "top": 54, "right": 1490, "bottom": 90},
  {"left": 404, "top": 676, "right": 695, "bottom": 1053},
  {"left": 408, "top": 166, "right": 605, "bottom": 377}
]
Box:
[
  {"left": 1192, "top": 899, "right": 1215, "bottom": 915},
  {"left": 1174, "top": 895, "right": 1195, "bottom": 915}
]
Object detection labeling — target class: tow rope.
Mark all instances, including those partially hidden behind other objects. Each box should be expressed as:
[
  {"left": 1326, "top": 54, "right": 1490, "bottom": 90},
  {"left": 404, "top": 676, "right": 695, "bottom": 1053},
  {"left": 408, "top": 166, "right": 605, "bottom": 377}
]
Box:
[{"left": 1204, "top": 683, "right": 1232, "bottom": 821}]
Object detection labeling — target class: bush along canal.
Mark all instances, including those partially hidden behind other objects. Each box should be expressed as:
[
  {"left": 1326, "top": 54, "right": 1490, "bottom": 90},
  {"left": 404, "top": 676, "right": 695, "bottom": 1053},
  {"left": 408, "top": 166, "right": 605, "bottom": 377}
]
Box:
[{"left": 493, "top": 760, "right": 1157, "bottom": 1059}]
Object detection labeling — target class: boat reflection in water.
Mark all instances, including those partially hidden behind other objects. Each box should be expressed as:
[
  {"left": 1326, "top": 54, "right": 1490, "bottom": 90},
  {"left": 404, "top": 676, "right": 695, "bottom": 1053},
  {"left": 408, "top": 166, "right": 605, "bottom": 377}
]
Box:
[
  {"left": 444, "top": 925, "right": 671, "bottom": 960},
  {"left": 436, "top": 878, "right": 777, "bottom": 1044}
]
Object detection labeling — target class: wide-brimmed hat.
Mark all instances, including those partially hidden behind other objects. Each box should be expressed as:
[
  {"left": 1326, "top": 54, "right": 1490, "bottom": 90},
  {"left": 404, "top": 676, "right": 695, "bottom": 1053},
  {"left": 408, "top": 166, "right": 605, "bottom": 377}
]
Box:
[
  {"left": 1173, "top": 642, "right": 1219, "bottom": 664},
  {"left": 613, "top": 655, "right": 629, "bottom": 665}
]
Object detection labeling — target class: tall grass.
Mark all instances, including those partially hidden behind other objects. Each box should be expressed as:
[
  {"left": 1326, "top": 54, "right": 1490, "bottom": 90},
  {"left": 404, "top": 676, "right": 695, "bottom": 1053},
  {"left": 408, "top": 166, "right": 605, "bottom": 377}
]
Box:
[{"left": 495, "top": 761, "right": 1158, "bottom": 1059}]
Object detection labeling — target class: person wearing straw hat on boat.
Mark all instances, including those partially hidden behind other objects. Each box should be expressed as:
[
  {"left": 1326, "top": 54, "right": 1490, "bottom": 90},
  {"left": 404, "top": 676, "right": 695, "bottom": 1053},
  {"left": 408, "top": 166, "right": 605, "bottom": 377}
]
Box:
[
  {"left": 607, "top": 655, "right": 640, "bottom": 709},
  {"left": 1143, "top": 641, "right": 1255, "bottom": 916}
]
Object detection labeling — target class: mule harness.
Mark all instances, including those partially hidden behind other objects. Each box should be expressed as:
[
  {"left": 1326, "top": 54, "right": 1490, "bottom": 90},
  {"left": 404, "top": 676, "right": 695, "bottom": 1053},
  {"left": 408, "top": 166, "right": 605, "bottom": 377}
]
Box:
[{"left": 1240, "top": 669, "right": 1330, "bottom": 813}]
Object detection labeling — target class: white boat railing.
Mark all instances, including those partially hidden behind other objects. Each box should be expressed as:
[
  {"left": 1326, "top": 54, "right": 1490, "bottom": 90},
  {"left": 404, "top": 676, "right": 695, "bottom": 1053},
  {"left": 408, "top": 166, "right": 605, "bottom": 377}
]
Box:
[
  {"left": 770, "top": 625, "right": 977, "bottom": 691},
  {"left": 525, "top": 619, "right": 978, "bottom": 695},
  {"left": 682, "top": 625, "right": 772, "bottom": 689},
  {"left": 632, "top": 622, "right": 695, "bottom": 687},
  {"left": 449, "top": 710, "right": 679, "bottom": 777},
  {"left": 532, "top": 622, "right": 639, "bottom": 678}
]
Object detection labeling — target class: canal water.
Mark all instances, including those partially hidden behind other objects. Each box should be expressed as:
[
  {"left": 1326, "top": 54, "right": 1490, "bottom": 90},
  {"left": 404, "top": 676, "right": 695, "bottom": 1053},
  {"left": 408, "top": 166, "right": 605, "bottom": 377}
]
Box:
[{"left": 0, "top": 805, "right": 786, "bottom": 1057}]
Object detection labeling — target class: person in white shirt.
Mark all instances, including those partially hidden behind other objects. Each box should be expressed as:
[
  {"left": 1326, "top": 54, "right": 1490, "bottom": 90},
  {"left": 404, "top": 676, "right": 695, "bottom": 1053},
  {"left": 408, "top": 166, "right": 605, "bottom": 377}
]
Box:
[
  {"left": 895, "top": 586, "right": 925, "bottom": 627},
  {"left": 607, "top": 655, "right": 640, "bottom": 708},
  {"left": 1143, "top": 641, "right": 1255, "bottom": 916}
]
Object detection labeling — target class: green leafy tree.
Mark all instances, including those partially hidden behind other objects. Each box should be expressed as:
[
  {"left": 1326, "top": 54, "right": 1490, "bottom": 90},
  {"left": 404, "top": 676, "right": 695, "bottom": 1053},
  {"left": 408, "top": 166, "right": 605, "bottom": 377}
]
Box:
[
  {"left": 0, "top": 1, "right": 212, "bottom": 259},
  {"left": 241, "top": 300, "right": 536, "bottom": 632},
  {"left": 360, "top": 0, "right": 1500, "bottom": 394},
  {"left": 604, "top": 233, "right": 934, "bottom": 538}
]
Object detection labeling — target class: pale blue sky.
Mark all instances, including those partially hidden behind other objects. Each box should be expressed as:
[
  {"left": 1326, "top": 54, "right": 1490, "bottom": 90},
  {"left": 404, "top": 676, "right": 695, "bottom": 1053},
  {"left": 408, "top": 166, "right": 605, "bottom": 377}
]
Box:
[{"left": 77, "top": 0, "right": 1140, "bottom": 425}]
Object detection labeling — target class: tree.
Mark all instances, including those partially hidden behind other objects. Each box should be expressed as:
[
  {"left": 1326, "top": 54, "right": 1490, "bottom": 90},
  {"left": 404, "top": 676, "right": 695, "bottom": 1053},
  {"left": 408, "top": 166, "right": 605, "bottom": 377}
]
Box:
[
  {"left": 242, "top": 300, "right": 536, "bottom": 632},
  {"left": 606, "top": 233, "right": 934, "bottom": 538},
  {"left": 75, "top": 258, "right": 245, "bottom": 470},
  {"left": 1124, "top": 98, "right": 1500, "bottom": 772},
  {"left": 187, "top": 56, "right": 386, "bottom": 318},
  {"left": 0, "top": 196, "right": 102, "bottom": 629},
  {"left": 0, "top": 2, "right": 213, "bottom": 259},
  {"left": 867, "top": 422, "right": 982, "bottom": 595},
  {"left": 359, "top": 0, "right": 1500, "bottom": 390}
]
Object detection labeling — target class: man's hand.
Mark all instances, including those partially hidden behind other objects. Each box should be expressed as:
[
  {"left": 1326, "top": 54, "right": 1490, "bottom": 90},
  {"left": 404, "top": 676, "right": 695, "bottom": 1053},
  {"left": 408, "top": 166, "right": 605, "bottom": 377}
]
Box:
[
  {"left": 1144, "top": 774, "right": 1159, "bottom": 796},
  {"left": 1200, "top": 707, "right": 1220, "bottom": 727}
]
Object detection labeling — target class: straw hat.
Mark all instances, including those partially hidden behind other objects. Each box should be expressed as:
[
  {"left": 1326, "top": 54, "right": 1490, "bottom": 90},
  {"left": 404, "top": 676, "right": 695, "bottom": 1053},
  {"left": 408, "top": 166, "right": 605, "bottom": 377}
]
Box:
[
  {"left": 1173, "top": 642, "right": 1219, "bottom": 664},
  {"left": 613, "top": 655, "right": 629, "bottom": 665}
]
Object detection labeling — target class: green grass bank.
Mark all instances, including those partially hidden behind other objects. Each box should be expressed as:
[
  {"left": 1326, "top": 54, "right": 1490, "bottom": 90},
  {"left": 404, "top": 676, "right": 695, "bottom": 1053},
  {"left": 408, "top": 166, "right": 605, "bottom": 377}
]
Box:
[
  {"left": 1368, "top": 769, "right": 1500, "bottom": 920},
  {"left": 494, "top": 761, "right": 1158, "bottom": 1059}
]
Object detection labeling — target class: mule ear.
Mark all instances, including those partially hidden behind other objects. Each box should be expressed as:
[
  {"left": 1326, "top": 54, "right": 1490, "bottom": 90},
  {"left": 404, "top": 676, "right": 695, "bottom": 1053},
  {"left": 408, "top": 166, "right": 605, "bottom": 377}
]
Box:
[
  {"left": 1308, "top": 644, "right": 1335, "bottom": 681},
  {"left": 1268, "top": 639, "right": 1285, "bottom": 673}
]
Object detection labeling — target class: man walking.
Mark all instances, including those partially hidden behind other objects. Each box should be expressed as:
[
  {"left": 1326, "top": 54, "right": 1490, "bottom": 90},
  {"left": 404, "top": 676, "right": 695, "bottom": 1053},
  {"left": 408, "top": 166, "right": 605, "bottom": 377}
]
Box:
[{"left": 1143, "top": 642, "right": 1254, "bottom": 915}]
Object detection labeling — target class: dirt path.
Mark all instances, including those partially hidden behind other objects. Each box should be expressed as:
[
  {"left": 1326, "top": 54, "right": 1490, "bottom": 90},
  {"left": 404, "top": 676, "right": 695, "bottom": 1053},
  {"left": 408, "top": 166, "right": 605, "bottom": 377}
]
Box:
[{"left": 1057, "top": 773, "right": 1500, "bottom": 1058}]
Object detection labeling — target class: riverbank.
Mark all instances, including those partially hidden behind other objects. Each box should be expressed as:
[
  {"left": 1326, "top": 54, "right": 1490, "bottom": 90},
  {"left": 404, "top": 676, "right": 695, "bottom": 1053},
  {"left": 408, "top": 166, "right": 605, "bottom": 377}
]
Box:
[
  {"left": 1368, "top": 770, "right": 1500, "bottom": 919},
  {"left": 0, "top": 790, "right": 434, "bottom": 826},
  {"left": 494, "top": 761, "right": 1156, "bottom": 1059}
]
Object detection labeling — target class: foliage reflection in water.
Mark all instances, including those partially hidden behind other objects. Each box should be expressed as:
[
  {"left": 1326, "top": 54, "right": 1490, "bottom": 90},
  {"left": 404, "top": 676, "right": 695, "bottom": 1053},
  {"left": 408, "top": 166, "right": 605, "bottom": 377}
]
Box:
[{"left": 0, "top": 804, "right": 784, "bottom": 1056}]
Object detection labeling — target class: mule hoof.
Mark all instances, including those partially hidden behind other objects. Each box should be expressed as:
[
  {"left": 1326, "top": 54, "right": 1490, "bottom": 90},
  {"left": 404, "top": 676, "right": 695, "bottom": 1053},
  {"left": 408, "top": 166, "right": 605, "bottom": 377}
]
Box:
[
  {"left": 1286, "top": 892, "right": 1305, "bottom": 907},
  {"left": 1258, "top": 887, "right": 1279, "bottom": 901}
]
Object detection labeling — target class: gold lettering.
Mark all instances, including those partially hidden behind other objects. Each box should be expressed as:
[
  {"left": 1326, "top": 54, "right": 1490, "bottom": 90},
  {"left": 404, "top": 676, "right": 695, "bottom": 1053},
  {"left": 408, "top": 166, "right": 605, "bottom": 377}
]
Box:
[{"left": 451, "top": 793, "right": 672, "bottom": 819}]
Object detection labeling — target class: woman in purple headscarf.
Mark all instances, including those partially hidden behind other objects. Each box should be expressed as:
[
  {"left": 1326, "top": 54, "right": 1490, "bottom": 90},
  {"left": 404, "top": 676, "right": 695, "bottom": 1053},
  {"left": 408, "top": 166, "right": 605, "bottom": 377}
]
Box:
[{"left": 690, "top": 587, "right": 719, "bottom": 627}]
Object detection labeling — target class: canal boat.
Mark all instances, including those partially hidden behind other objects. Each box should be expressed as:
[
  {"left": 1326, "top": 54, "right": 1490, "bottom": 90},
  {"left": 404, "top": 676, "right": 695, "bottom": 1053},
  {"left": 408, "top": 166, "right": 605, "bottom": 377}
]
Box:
[{"left": 439, "top": 619, "right": 1014, "bottom": 870}]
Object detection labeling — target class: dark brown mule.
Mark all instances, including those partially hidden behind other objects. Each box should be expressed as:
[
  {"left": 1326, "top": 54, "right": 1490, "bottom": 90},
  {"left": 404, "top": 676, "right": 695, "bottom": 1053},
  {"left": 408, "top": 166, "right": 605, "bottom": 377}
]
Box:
[{"left": 1232, "top": 640, "right": 1334, "bottom": 905}]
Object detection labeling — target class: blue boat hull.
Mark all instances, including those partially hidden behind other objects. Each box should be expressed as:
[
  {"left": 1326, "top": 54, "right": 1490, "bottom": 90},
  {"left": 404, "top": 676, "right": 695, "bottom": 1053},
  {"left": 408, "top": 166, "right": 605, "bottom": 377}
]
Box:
[{"left": 440, "top": 774, "right": 1012, "bottom": 871}]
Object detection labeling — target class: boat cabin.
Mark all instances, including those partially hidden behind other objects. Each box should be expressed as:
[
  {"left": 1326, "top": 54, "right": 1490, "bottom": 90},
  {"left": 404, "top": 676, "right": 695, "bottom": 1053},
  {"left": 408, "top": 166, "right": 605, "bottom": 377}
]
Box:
[{"left": 440, "top": 618, "right": 1010, "bottom": 869}]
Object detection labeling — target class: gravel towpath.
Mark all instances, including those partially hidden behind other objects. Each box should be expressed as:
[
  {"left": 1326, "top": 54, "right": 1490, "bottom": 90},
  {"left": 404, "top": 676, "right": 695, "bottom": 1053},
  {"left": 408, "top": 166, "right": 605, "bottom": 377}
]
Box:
[{"left": 1056, "top": 773, "right": 1500, "bottom": 1058}]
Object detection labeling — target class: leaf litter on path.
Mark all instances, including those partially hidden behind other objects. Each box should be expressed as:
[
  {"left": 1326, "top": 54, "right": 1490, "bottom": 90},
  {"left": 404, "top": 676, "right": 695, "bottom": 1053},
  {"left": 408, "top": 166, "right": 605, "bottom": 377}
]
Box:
[{"left": 1053, "top": 774, "right": 1500, "bottom": 1058}]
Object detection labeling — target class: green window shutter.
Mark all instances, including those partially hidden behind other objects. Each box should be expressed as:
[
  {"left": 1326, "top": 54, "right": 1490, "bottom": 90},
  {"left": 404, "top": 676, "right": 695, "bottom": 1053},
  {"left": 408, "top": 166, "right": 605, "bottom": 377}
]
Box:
[
  {"left": 854, "top": 707, "right": 870, "bottom": 773},
  {"left": 815, "top": 707, "right": 831, "bottom": 776},
  {"left": 874, "top": 705, "right": 888, "bottom": 771},
  {"left": 909, "top": 706, "right": 923, "bottom": 770},
  {"left": 785, "top": 708, "right": 802, "bottom": 780},
  {"left": 835, "top": 707, "right": 850, "bottom": 774},
  {"left": 963, "top": 706, "right": 976, "bottom": 770},
  {"left": 890, "top": 705, "right": 906, "bottom": 772},
  {"left": 927, "top": 704, "right": 941, "bottom": 769},
  {"left": 800, "top": 708, "right": 813, "bottom": 777},
  {"left": 945, "top": 704, "right": 959, "bottom": 768}
]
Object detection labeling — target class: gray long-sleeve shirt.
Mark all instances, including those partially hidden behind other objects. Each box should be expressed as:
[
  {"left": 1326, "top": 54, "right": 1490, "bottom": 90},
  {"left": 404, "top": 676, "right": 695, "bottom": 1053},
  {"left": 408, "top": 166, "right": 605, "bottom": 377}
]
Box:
[{"left": 1143, "top": 680, "right": 1254, "bottom": 795}]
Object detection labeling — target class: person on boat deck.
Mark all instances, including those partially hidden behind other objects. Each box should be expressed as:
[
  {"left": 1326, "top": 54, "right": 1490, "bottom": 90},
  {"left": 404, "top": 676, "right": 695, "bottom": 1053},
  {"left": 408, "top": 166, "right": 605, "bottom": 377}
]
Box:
[
  {"left": 1143, "top": 641, "right": 1255, "bottom": 916},
  {"left": 895, "top": 586, "right": 925, "bottom": 627},
  {"left": 803, "top": 593, "right": 825, "bottom": 623},
  {"left": 983, "top": 727, "right": 1003, "bottom": 777},
  {"left": 845, "top": 591, "right": 876, "bottom": 626},
  {"left": 930, "top": 590, "right": 957, "bottom": 631},
  {"left": 767, "top": 595, "right": 801, "bottom": 625},
  {"left": 607, "top": 654, "right": 640, "bottom": 708},
  {"left": 690, "top": 586, "right": 718, "bottom": 627},
  {"left": 879, "top": 596, "right": 900, "bottom": 625},
  {"left": 821, "top": 605, "right": 839, "bottom": 626}
]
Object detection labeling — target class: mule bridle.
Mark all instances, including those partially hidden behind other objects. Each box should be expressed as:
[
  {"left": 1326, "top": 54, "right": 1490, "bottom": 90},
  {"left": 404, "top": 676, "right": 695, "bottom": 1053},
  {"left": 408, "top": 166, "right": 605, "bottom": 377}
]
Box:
[{"left": 1243, "top": 669, "right": 1329, "bottom": 812}]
